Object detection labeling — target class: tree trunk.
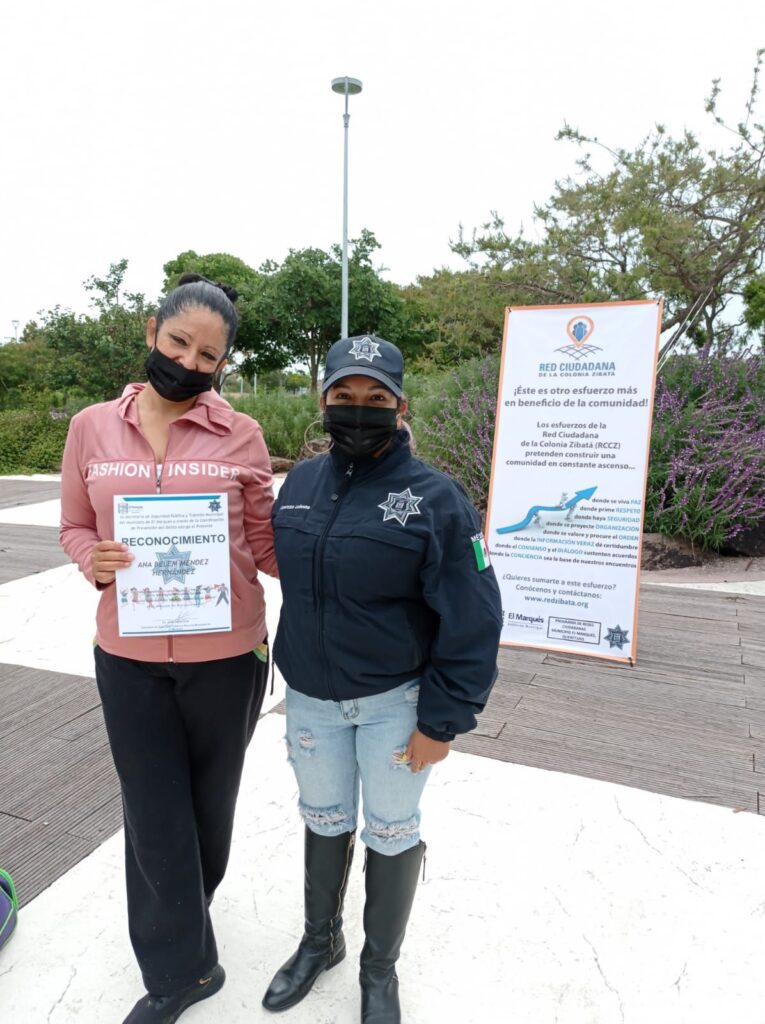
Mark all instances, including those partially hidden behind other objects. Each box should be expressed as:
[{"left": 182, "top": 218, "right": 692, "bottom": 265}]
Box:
[{"left": 309, "top": 346, "right": 319, "bottom": 393}]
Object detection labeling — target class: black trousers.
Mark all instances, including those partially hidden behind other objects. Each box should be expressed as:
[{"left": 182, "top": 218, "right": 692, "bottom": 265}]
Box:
[{"left": 94, "top": 645, "right": 268, "bottom": 995}]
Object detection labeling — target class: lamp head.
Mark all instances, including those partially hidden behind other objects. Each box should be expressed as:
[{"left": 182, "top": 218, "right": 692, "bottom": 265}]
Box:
[{"left": 331, "top": 77, "right": 363, "bottom": 96}]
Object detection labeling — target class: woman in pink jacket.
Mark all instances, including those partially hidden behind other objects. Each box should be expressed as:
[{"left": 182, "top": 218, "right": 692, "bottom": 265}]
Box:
[{"left": 60, "top": 274, "right": 278, "bottom": 1024}]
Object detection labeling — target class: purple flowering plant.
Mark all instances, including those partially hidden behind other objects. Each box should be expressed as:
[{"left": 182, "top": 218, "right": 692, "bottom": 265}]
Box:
[
  {"left": 646, "top": 354, "right": 765, "bottom": 549},
  {"left": 411, "top": 356, "right": 500, "bottom": 514},
  {"left": 412, "top": 352, "right": 765, "bottom": 550}
]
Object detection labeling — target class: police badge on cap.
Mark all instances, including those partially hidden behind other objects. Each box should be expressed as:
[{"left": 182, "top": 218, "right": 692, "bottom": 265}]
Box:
[{"left": 322, "top": 336, "right": 404, "bottom": 397}]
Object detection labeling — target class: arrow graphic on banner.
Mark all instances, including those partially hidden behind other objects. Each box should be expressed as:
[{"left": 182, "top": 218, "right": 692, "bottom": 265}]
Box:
[{"left": 496, "top": 486, "right": 598, "bottom": 534}]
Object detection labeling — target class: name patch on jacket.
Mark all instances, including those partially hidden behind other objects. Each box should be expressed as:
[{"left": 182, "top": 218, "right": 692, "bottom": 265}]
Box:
[{"left": 86, "top": 462, "right": 240, "bottom": 481}]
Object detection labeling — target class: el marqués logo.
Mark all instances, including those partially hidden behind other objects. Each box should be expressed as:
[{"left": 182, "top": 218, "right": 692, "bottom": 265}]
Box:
[{"left": 538, "top": 315, "right": 615, "bottom": 378}]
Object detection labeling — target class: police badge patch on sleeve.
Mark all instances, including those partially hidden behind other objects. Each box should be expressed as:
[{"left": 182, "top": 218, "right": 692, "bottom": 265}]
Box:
[{"left": 471, "top": 533, "right": 491, "bottom": 571}]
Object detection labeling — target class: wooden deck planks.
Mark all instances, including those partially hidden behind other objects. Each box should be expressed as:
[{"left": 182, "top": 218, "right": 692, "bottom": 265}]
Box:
[
  {"left": 0, "top": 819, "right": 95, "bottom": 910},
  {"left": 0, "top": 479, "right": 61, "bottom": 510},
  {"left": 456, "top": 585, "right": 765, "bottom": 815},
  {"left": 0, "top": 523, "right": 70, "bottom": 583},
  {"left": 0, "top": 666, "right": 121, "bottom": 907}
]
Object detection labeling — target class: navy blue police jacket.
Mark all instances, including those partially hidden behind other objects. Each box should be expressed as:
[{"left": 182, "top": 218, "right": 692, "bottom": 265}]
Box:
[{"left": 272, "top": 430, "right": 503, "bottom": 741}]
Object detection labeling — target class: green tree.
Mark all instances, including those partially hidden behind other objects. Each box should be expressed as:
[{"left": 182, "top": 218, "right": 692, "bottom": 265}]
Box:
[
  {"left": 247, "top": 230, "right": 414, "bottom": 391},
  {"left": 342, "top": 229, "right": 418, "bottom": 357},
  {"left": 0, "top": 337, "right": 53, "bottom": 409},
  {"left": 162, "top": 251, "right": 288, "bottom": 373},
  {"left": 28, "top": 260, "right": 149, "bottom": 403},
  {"left": 743, "top": 274, "right": 765, "bottom": 340},
  {"left": 399, "top": 268, "right": 508, "bottom": 366},
  {"left": 453, "top": 51, "right": 765, "bottom": 355}
]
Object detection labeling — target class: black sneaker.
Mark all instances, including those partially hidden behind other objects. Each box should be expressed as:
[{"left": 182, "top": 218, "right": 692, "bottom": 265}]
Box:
[{"left": 123, "top": 963, "right": 225, "bottom": 1023}]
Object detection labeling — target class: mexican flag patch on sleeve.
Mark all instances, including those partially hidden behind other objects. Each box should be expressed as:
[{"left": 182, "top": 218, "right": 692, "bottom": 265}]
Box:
[{"left": 471, "top": 532, "right": 491, "bottom": 571}]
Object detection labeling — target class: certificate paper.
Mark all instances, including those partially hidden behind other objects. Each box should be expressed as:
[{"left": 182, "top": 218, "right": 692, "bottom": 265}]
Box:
[{"left": 113, "top": 493, "right": 232, "bottom": 637}]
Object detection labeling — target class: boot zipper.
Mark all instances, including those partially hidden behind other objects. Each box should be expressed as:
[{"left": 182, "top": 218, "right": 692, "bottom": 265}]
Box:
[{"left": 329, "top": 832, "right": 355, "bottom": 962}]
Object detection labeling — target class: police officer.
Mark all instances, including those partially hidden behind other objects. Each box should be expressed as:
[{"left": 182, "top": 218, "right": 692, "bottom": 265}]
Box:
[{"left": 263, "top": 336, "right": 503, "bottom": 1023}]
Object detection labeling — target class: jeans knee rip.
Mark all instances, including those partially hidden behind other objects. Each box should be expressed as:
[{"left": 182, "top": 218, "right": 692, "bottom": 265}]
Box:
[
  {"left": 367, "top": 814, "right": 419, "bottom": 843},
  {"left": 298, "top": 801, "right": 348, "bottom": 831},
  {"left": 404, "top": 685, "right": 420, "bottom": 704},
  {"left": 391, "top": 748, "right": 411, "bottom": 769},
  {"left": 296, "top": 729, "right": 315, "bottom": 756}
]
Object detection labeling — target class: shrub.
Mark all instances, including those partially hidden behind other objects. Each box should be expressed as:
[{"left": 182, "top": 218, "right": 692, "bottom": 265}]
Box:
[
  {"left": 0, "top": 410, "right": 69, "bottom": 474},
  {"left": 231, "top": 391, "right": 319, "bottom": 460},
  {"left": 408, "top": 351, "right": 765, "bottom": 550},
  {"left": 408, "top": 356, "right": 500, "bottom": 512},
  {"left": 646, "top": 354, "right": 765, "bottom": 548},
  {"left": 0, "top": 391, "right": 321, "bottom": 473}
]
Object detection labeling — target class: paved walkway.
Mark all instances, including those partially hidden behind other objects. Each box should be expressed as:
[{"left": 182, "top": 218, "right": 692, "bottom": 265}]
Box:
[{"left": 2, "top": 478, "right": 765, "bottom": 1023}]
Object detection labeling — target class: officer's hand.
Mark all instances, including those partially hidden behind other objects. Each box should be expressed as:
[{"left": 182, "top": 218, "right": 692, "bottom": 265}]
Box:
[
  {"left": 404, "top": 729, "right": 450, "bottom": 774},
  {"left": 91, "top": 541, "right": 133, "bottom": 584}
]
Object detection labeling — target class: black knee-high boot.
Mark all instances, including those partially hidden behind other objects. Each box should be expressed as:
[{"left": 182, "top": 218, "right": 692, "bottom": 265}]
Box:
[
  {"left": 359, "top": 841, "right": 426, "bottom": 1024},
  {"left": 262, "top": 828, "right": 356, "bottom": 1012}
]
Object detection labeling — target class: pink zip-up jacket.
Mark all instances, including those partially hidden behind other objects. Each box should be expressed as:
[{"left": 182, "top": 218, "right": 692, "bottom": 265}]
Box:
[{"left": 60, "top": 383, "right": 278, "bottom": 663}]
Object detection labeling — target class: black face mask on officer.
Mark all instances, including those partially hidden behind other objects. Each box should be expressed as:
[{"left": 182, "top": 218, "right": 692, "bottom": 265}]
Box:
[
  {"left": 323, "top": 404, "right": 398, "bottom": 459},
  {"left": 144, "top": 345, "right": 219, "bottom": 403}
]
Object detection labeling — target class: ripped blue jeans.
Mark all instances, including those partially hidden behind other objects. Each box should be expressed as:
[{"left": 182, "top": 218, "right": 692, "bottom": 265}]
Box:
[{"left": 285, "top": 679, "right": 431, "bottom": 856}]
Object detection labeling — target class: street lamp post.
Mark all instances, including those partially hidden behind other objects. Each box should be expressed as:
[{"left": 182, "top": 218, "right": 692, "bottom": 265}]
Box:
[
  {"left": 331, "top": 76, "right": 363, "bottom": 339},
  {"left": 11, "top": 321, "right": 19, "bottom": 341}
]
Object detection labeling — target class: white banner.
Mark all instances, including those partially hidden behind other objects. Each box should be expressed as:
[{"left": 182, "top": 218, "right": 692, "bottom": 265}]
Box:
[{"left": 486, "top": 301, "right": 662, "bottom": 663}]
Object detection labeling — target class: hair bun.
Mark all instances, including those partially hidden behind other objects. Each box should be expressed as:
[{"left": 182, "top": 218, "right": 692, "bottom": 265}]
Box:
[
  {"left": 177, "top": 272, "right": 238, "bottom": 304},
  {"left": 177, "top": 271, "right": 206, "bottom": 287}
]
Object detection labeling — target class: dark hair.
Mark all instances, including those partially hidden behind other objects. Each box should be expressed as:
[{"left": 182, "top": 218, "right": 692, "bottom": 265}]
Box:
[{"left": 155, "top": 272, "right": 240, "bottom": 352}]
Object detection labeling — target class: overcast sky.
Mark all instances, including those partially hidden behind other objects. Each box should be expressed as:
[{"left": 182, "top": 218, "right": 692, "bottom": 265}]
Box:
[{"left": 1, "top": 0, "right": 762, "bottom": 339}]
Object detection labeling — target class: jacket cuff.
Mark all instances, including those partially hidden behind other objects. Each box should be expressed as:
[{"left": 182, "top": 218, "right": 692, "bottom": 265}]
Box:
[{"left": 417, "top": 721, "right": 456, "bottom": 743}]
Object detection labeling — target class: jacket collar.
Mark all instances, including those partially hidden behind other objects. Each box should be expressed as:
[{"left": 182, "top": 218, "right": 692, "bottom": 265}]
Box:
[{"left": 117, "top": 383, "right": 235, "bottom": 436}]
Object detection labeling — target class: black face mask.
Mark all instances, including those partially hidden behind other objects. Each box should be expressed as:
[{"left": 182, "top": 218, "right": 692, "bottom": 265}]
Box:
[
  {"left": 323, "top": 404, "right": 398, "bottom": 459},
  {"left": 144, "top": 345, "right": 217, "bottom": 403}
]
